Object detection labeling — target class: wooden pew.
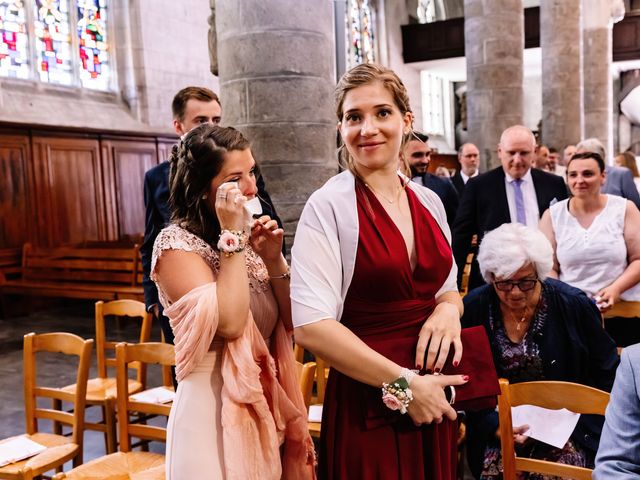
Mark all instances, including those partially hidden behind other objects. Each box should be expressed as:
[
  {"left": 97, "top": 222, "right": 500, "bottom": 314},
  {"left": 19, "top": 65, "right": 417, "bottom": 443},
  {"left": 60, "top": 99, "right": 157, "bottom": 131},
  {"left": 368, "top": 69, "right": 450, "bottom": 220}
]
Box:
[
  {"left": 0, "top": 248, "right": 22, "bottom": 280},
  {"left": 0, "top": 243, "right": 144, "bottom": 303}
]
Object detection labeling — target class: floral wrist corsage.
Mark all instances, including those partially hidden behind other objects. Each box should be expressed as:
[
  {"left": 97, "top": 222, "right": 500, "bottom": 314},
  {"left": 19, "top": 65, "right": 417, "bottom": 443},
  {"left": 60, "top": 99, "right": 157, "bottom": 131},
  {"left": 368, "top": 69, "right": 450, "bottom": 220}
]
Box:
[
  {"left": 217, "top": 229, "right": 248, "bottom": 257},
  {"left": 381, "top": 367, "right": 418, "bottom": 414}
]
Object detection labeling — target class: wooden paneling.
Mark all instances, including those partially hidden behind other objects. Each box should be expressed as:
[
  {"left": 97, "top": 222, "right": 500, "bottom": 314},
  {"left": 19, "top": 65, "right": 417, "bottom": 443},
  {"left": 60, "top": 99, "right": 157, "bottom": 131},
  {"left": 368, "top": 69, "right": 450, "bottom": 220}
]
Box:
[
  {"left": 402, "top": 7, "right": 639, "bottom": 63},
  {"left": 157, "top": 139, "right": 177, "bottom": 164},
  {"left": 0, "top": 125, "right": 177, "bottom": 249},
  {"left": 613, "top": 15, "right": 640, "bottom": 61},
  {"left": 102, "top": 140, "right": 157, "bottom": 242},
  {"left": 32, "top": 136, "right": 105, "bottom": 246},
  {"left": 0, "top": 134, "right": 32, "bottom": 247}
]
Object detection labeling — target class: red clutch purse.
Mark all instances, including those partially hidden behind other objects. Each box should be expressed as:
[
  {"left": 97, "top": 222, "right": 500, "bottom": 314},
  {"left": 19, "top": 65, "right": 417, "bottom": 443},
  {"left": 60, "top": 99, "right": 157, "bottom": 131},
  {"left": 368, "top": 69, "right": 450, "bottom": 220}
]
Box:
[{"left": 437, "top": 325, "right": 500, "bottom": 412}]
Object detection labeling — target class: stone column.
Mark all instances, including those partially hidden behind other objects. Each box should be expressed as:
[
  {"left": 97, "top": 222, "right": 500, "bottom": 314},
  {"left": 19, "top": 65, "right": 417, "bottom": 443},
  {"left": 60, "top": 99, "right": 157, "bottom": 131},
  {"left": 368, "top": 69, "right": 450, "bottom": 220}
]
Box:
[
  {"left": 464, "top": 0, "right": 524, "bottom": 171},
  {"left": 541, "top": 0, "right": 583, "bottom": 150},
  {"left": 583, "top": 0, "right": 613, "bottom": 160},
  {"left": 213, "top": 0, "right": 337, "bottom": 240}
]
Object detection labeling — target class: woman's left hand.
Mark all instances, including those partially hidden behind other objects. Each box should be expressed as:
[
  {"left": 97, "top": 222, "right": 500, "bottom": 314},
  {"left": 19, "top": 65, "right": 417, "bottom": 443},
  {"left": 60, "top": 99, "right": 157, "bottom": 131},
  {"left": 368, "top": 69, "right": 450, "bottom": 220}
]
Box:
[
  {"left": 250, "top": 215, "right": 284, "bottom": 263},
  {"left": 415, "top": 302, "right": 462, "bottom": 373},
  {"left": 595, "top": 285, "right": 621, "bottom": 311}
]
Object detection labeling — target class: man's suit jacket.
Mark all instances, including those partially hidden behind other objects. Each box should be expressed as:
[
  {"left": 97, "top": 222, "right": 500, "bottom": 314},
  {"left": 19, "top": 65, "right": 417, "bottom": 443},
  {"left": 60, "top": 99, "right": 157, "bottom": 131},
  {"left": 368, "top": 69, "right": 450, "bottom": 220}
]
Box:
[
  {"left": 451, "top": 171, "right": 465, "bottom": 198},
  {"left": 415, "top": 172, "right": 459, "bottom": 226},
  {"left": 451, "top": 166, "right": 568, "bottom": 290},
  {"left": 594, "top": 344, "right": 640, "bottom": 478},
  {"left": 603, "top": 165, "right": 640, "bottom": 210}
]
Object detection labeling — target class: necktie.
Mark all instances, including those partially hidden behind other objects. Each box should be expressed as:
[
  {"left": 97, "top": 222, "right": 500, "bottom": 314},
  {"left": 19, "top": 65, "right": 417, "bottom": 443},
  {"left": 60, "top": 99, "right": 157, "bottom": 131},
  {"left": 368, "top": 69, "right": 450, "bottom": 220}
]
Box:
[{"left": 512, "top": 179, "right": 527, "bottom": 225}]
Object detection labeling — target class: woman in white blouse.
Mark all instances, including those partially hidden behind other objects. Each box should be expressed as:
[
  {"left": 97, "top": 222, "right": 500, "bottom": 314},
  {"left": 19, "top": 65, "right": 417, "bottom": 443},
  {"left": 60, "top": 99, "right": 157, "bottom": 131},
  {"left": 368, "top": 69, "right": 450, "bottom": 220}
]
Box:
[{"left": 540, "top": 151, "right": 640, "bottom": 344}]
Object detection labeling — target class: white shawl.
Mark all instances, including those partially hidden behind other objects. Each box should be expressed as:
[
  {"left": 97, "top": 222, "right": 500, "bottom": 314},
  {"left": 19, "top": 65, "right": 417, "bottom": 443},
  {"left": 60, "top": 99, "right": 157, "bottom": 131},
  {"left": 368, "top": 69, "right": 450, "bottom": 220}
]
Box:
[{"left": 291, "top": 170, "right": 458, "bottom": 328}]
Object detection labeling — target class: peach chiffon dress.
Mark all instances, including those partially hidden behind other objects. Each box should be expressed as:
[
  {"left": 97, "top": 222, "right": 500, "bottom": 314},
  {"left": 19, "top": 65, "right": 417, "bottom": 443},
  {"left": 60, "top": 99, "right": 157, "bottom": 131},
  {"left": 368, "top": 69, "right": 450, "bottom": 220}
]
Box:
[{"left": 152, "top": 224, "right": 314, "bottom": 480}]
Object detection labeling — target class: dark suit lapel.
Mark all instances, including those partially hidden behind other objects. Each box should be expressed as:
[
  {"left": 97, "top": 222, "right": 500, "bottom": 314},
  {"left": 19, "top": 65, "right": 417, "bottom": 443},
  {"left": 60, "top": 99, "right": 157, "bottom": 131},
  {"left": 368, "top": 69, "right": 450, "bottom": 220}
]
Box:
[
  {"left": 531, "top": 168, "right": 548, "bottom": 216},
  {"left": 493, "top": 168, "right": 511, "bottom": 223}
]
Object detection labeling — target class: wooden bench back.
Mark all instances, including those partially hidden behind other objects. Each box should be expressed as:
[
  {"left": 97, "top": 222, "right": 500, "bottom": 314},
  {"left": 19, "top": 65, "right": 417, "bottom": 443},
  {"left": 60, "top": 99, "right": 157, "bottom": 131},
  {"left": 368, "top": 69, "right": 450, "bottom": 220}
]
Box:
[
  {"left": 21, "top": 243, "right": 142, "bottom": 287},
  {"left": 0, "top": 247, "right": 22, "bottom": 279}
]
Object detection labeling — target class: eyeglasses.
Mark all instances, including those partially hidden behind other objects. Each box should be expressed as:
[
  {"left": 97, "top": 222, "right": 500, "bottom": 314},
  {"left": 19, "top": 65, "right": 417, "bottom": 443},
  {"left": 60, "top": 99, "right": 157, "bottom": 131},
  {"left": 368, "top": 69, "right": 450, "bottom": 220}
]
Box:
[
  {"left": 493, "top": 277, "right": 538, "bottom": 292},
  {"left": 411, "top": 151, "right": 432, "bottom": 158}
]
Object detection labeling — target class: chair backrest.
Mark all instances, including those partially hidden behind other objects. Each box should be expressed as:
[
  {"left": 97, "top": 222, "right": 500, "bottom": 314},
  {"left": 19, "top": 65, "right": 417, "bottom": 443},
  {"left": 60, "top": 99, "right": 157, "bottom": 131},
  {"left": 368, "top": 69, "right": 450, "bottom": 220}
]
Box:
[
  {"left": 315, "top": 356, "right": 330, "bottom": 403},
  {"left": 604, "top": 301, "right": 640, "bottom": 319},
  {"left": 23, "top": 332, "right": 94, "bottom": 447},
  {"left": 296, "top": 361, "right": 316, "bottom": 410},
  {"left": 498, "top": 378, "right": 610, "bottom": 480},
  {"left": 115, "top": 342, "right": 175, "bottom": 452},
  {"left": 95, "top": 300, "right": 152, "bottom": 381}
]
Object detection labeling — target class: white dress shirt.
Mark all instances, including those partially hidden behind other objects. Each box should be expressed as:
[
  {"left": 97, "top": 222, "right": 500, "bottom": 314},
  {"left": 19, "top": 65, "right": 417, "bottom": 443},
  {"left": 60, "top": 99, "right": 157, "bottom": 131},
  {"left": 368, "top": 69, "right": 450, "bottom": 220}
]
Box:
[
  {"left": 504, "top": 168, "right": 540, "bottom": 229},
  {"left": 460, "top": 170, "right": 479, "bottom": 184}
]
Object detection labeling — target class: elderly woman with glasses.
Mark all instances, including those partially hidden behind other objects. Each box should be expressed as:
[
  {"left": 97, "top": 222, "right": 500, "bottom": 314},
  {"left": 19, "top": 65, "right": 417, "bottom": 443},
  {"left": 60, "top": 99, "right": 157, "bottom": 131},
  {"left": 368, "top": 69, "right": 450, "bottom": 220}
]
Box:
[{"left": 461, "top": 223, "right": 619, "bottom": 480}]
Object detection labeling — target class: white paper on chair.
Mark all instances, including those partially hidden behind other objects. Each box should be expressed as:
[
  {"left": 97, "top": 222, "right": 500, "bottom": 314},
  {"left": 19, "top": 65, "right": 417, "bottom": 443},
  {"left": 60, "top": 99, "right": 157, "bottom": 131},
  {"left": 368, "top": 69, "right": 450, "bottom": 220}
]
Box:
[
  {"left": 0, "top": 436, "right": 46, "bottom": 467},
  {"left": 130, "top": 386, "right": 175, "bottom": 404},
  {"left": 511, "top": 405, "right": 580, "bottom": 449},
  {"left": 308, "top": 404, "right": 323, "bottom": 423}
]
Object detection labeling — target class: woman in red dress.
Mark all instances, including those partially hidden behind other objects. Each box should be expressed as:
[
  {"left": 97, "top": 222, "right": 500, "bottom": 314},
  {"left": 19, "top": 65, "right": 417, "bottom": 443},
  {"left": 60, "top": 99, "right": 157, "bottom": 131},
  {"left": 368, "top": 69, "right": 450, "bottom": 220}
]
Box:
[{"left": 291, "top": 63, "right": 468, "bottom": 479}]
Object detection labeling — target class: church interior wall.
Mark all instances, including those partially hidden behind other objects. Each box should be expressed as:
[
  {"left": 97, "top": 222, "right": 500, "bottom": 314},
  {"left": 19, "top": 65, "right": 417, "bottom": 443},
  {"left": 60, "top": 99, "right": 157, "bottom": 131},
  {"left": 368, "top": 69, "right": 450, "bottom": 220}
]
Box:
[{"left": 0, "top": 0, "right": 216, "bottom": 134}]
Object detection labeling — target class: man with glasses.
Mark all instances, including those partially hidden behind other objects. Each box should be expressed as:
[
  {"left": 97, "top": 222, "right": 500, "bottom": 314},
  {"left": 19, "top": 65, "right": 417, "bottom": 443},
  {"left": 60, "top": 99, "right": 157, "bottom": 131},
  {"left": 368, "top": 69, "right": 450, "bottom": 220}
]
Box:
[
  {"left": 452, "top": 125, "right": 568, "bottom": 290},
  {"left": 403, "top": 131, "right": 459, "bottom": 226},
  {"left": 140, "top": 87, "right": 281, "bottom": 386}
]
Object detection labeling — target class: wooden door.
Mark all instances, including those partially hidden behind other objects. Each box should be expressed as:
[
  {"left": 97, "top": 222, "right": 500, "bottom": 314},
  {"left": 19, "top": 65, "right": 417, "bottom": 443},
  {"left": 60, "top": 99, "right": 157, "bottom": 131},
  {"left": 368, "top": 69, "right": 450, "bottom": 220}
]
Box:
[
  {"left": 0, "top": 134, "right": 32, "bottom": 248},
  {"left": 32, "top": 136, "right": 105, "bottom": 246},
  {"left": 101, "top": 139, "right": 158, "bottom": 242}
]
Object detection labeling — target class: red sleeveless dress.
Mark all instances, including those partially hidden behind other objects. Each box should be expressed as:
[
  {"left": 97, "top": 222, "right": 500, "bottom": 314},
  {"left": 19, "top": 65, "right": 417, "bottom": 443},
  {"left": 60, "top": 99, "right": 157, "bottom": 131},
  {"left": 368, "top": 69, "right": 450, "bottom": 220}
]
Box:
[{"left": 318, "top": 182, "right": 457, "bottom": 480}]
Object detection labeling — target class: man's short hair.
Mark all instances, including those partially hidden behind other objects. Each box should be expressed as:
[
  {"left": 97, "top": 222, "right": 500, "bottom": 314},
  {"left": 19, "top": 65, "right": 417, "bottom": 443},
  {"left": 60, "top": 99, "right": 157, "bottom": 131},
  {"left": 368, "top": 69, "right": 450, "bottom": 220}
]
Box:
[
  {"left": 549, "top": 147, "right": 558, "bottom": 154},
  {"left": 172, "top": 87, "right": 220, "bottom": 121},
  {"left": 411, "top": 131, "right": 429, "bottom": 143}
]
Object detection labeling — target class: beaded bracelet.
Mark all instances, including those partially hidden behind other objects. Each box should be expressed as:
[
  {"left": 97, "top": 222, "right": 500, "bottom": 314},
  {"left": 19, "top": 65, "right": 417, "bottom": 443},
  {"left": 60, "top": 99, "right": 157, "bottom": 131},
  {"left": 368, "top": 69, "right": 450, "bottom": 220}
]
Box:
[
  {"left": 381, "top": 368, "right": 418, "bottom": 414},
  {"left": 217, "top": 229, "right": 248, "bottom": 257}
]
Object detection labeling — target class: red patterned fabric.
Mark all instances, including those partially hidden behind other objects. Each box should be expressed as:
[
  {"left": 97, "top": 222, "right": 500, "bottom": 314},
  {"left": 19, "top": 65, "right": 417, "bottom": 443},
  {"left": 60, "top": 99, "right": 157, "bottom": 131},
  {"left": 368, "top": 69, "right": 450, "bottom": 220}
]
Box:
[{"left": 319, "top": 181, "right": 457, "bottom": 480}]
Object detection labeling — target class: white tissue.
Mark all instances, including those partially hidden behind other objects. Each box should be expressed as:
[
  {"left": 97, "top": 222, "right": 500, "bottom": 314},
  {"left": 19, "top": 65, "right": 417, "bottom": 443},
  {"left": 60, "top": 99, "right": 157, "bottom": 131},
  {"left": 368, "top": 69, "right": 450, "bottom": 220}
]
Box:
[{"left": 245, "top": 197, "right": 262, "bottom": 216}]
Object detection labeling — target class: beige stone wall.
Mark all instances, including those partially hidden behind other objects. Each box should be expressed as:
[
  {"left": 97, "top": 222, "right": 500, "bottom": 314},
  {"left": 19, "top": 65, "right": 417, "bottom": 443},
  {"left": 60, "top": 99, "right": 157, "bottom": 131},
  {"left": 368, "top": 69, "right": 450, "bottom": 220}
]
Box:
[
  {"left": 215, "top": 0, "right": 337, "bottom": 237},
  {"left": 0, "top": 0, "right": 216, "bottom": 133}
]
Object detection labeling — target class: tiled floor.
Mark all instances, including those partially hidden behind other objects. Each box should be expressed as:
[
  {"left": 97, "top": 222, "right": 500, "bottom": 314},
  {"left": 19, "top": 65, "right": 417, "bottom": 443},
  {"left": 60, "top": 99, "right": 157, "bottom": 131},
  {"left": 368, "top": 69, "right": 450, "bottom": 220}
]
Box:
[{"left": 0, "top": 299, "right": 166, "bottom": 474}]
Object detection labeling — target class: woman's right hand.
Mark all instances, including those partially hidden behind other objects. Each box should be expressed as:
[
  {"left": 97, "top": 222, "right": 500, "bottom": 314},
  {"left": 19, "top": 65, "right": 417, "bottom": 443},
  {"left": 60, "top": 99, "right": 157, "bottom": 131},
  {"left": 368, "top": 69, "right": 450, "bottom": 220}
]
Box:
[
  {"left": 407, "top": 373, "right": 468, "bottom": 425},
  {"left": 215, "top": 182, "right": 248, "bottom": 232}
]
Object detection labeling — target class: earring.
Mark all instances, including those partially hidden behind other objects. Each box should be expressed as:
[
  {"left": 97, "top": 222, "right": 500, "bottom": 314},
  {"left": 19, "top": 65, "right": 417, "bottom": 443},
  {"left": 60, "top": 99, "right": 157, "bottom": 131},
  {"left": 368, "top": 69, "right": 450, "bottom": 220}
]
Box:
[{"left": 201, "top": 194, "right": 208, "bottom": 200}]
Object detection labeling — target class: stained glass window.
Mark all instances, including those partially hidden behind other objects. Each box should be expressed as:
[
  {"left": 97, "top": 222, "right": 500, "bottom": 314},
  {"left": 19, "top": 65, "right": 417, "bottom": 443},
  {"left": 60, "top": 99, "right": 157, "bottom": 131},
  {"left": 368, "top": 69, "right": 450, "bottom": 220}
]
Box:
[
  {"left": 0, "top": 0, "right": 30, "bottom": 78},
  {"left": 346, "top": 0, "right": 376, "bottom": 68},
  {"left": 0, "top": 0, "right": 112, "bottom": 89},
  {"left": 33, "top": 0, "right": 73, "bottom": 85},
  {"left": 77, "top": 0, "right": 109, "bottom": 90}
]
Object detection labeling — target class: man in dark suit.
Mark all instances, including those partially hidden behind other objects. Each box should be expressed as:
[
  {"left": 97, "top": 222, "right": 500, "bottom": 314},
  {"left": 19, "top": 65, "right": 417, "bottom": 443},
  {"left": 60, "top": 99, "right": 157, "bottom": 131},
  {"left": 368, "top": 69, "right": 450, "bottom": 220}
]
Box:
[
  {"left": 452, "top": 125, "right": 568, "bottom": 290},
  {"left": 140, "top": 87, "right": 281, "bottom": 386},
  {"left": 451, "top": 142, "right": 480, "bottom": 197},
  {"left": 404, "top": 131, "right": 459, "bottom": 226}
]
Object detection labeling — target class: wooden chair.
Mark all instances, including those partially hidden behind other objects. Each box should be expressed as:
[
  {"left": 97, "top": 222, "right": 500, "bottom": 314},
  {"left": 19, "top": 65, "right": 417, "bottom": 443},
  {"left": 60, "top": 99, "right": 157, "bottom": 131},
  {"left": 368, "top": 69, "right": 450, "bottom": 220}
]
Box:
[
  {"left": 498, "top": 378, "right": 610, "bottom": 480},
  {"left": 52, "top": 342, "right": 175, "bottom": 479},
  {"left": 0, "top": 332, "right": 93, "bottom": 480},
  {"left": 603, "top": 301, "right": 640, "bottom": 319},
  {"left": 58, "top": 300, "right": 152, "bottom": 454},
  {"left": 296, "top": 361, "right": 316, "bottom": 410}
]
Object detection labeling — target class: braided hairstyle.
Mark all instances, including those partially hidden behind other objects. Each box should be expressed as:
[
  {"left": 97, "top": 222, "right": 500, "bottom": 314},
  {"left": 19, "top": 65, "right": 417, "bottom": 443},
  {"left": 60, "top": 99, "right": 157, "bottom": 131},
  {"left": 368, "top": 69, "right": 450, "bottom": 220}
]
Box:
[{"left": 168, "top": 124, "right": 250, "bottom": 245}]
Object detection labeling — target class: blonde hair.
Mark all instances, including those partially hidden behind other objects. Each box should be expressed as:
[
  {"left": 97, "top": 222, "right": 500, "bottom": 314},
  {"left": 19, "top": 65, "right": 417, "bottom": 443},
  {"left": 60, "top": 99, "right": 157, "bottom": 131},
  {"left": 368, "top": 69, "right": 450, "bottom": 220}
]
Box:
[
  {"left": 335, "top": 63, "right": 413, "bottom": 176},
  {"left": 616, "top": 151, "right": 639, "bottom": 178}
]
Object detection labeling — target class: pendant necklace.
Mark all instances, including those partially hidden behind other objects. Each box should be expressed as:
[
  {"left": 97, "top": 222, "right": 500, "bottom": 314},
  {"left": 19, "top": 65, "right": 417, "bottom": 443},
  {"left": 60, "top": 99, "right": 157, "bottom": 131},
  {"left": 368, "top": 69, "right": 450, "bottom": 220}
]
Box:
[
  {"left": 513, "top": 306, "right": 529, "bottom": 331},
  {"left": 365, "top": 182, "right": 402, "bottom": 204}
]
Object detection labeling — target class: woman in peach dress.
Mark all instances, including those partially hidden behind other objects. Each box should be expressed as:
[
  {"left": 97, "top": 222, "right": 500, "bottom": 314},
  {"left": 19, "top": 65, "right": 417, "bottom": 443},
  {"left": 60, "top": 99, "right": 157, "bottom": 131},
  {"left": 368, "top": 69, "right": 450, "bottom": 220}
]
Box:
[{"left": 151, "top": 124, "right": 315, "bottom": 479}]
